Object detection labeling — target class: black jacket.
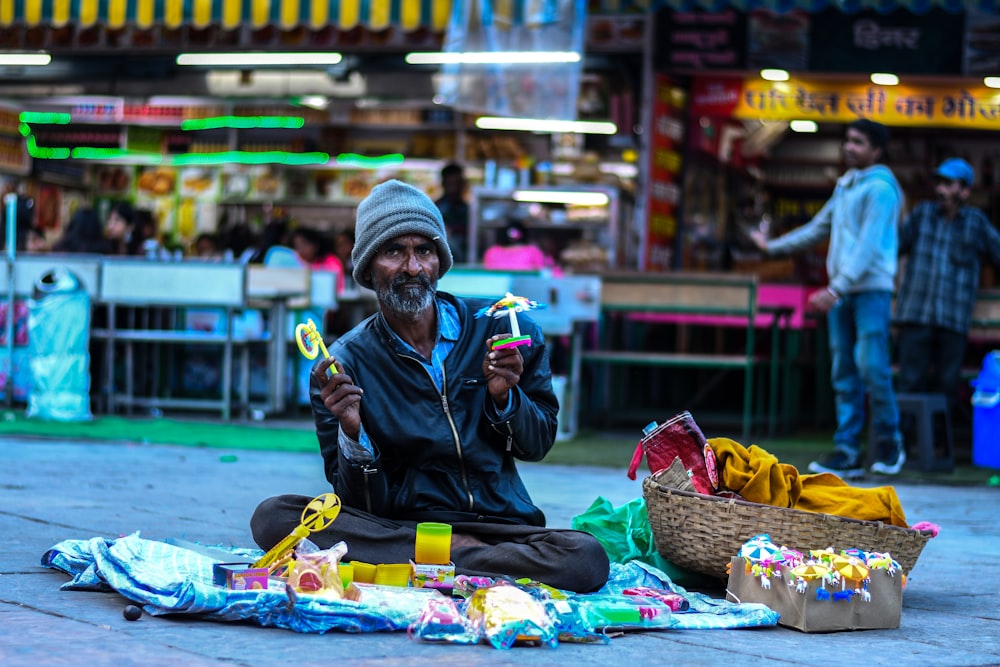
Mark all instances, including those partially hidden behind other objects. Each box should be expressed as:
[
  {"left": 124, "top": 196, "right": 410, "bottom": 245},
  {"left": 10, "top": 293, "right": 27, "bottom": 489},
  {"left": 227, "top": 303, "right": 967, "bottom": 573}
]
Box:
[{"left": 310, "top": 292, "right": 559, "bottom": 526}]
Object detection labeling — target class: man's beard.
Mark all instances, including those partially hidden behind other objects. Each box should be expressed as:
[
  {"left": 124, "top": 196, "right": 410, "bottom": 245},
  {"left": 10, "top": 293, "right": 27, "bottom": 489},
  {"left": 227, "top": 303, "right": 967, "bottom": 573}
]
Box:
[
  {"left": 376, "top": 272, "right": 436, "bottom": 317},
  {"left": 937, "top": 191, "right": 961, "bottom": 212}
]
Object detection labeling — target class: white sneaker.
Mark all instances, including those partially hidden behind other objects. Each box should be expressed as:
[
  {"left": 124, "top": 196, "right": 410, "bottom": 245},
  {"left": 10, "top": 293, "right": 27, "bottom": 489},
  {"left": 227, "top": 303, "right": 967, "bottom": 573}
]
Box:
[
  {"left": 870, "top": 448, "right": 906, "bottom": 476},
  {"left": 808, "top": 451, "right": 865, "bottom": 480}
]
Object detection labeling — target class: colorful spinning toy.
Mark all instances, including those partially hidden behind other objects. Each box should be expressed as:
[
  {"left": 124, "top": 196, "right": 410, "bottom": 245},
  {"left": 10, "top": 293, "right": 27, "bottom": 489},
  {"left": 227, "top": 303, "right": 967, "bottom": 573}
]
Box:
[
  {"left": 295, "top": 318, "right": 340, "bottom": 374},
  {"left": 252, "top": 492, "right": 342, "bottom": 569},
  {"left": 475, "top": 293, "right": 547, "bottom": 349}
]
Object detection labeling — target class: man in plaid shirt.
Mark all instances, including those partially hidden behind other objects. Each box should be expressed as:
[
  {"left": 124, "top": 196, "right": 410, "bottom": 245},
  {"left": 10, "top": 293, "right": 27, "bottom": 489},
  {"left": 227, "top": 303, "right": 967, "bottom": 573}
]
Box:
[{"left": 896, "top": 158, "right": 1000, "bottom": 418}]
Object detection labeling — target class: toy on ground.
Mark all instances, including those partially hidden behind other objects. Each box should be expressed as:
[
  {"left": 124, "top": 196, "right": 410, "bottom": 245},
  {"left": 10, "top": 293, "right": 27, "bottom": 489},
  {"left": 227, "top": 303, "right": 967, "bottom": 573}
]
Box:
[
  {"left": 286, "top": 540, "right": 349, "bottom": 597},
  {"left": 466, "top": 583, "right": 559, "bottom": 649},
  {"left": 295, "top": 318, "right": 341, "bottom": 374},
  {"left": 252, "top": 492, "right": 342, "bottom": 570},
  {"left": 408, "top": 597, "right": 480, "bottom": 644},
  {"left": 474, "top": 293, "right": 546, "bottom": 350}
]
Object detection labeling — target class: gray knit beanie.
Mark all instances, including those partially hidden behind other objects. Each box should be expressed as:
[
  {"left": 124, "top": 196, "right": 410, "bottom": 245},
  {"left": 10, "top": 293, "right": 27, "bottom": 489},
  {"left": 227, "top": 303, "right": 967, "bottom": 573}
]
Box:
[{"left": 352, "top": 179, "right": 453, "bottom": 289}]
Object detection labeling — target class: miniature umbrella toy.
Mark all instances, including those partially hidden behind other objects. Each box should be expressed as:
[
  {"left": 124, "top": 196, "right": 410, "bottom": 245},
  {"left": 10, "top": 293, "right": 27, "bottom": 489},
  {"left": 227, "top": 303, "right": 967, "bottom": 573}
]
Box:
[
  {"left": 791, "top": 563, "right": 830, "bottom": 581},
  {"left": 780, "top": 548, "right": 805, "bottom": 568},
  {"left": 739, "top": 536, "right": 783, "bottom": 565},
  {"left": 830, "top": 554, "right": 870, "bottom": 589},
  {"left": 475, "top": 292, "right": 547, "bottom": 349}
]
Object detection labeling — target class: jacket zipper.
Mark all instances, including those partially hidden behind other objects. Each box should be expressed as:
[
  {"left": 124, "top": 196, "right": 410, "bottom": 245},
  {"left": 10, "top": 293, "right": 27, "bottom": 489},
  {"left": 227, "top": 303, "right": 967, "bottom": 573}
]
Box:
[
  {"left": 439, "top": 366, "right": 476, "bottom": 512},
  {"left": 361, "top": 463, "right": 377, "bottom": 514},
  {"left": 503, "top": 420, "right": 514, "bottom": 452},
  {"left": 397, "top": 351, "right": 475, "bottom": 513}
]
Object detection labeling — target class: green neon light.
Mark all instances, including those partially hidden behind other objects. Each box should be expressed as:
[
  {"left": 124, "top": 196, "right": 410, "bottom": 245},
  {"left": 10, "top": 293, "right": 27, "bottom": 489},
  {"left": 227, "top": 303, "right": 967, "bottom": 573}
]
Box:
[
  {"left": 26, "top": 135, "right": 71, "bottom": 160},
  {"left": 335, "top": 153, "right": 405, "bottom": 168},
  {"left": 70, "top": 147, "right": 164, "bottom": 162},
  {"left": 172, "top": 150, "right": 329, "bottom": 166},
  {"left": 19, "top": 111, "right": 71, "bottom": 125},
  {"left": 20, "top": 117, "right": 330, "bottom": 166},
  {"left": 181, "top": 116, "right": 306, "bottom": 131}
]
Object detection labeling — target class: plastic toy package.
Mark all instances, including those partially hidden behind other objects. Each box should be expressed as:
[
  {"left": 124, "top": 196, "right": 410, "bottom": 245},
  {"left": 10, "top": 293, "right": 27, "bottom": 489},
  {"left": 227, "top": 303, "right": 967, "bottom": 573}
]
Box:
[
  {"left": 408, "top": 596, "right": 479, "bottom": 644},
  {"left": 542, "top": 598, "right": 610, "bottom": 645},
  {"left": 622, "top": 586, "right": 690, "bottom": 612},
  {"left": 285, "top": 540, "right": 348, "bottom": 599},
  {"left": 465, "top": 584, "right": 559, "bottom": 649},
  {"left": 570, "top": 593, "right": 674, "bottom": 632},
  {"left": 347, "top": 583, "right": 447, "bottom": 626}
]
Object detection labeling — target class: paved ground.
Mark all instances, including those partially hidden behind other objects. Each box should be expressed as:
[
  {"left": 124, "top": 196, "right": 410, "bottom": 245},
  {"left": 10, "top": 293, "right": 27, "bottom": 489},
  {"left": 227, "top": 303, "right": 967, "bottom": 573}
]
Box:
[{"left": 1, "top": 435, "right": 998, "bottom": 666}]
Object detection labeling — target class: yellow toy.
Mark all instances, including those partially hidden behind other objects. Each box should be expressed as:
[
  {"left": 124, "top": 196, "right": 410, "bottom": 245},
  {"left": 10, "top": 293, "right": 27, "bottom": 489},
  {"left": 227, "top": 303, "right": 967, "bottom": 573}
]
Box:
[
  {"left": 252, "top": 492, "right": 342, "bottom": 570},
  {"left": 295, "top": 318, "right": 340, "bottom": 374}
]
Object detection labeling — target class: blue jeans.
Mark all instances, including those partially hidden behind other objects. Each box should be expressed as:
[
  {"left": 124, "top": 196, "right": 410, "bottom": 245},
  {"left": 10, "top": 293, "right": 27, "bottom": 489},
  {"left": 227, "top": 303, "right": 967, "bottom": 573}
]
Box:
[{"left": 827, "top": 290, "right": 900, "bottom": 460}]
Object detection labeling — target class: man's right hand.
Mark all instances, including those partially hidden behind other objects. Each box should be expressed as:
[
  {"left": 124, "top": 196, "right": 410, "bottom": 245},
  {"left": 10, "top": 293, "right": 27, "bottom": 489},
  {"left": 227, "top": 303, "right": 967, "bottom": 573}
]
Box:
[
  {"left": 315, "top": 357, "right": 363, "bottom": 440},
  {"left": 749, "top": 229, "right": 769, "bottom": 252}
]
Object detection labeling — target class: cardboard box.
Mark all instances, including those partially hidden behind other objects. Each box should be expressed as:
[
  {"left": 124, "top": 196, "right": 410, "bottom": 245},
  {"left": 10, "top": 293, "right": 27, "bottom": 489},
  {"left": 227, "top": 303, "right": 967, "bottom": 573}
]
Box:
[
  {"left": 726, "top": 556, "right": 903, "bottom": 633},
  {"left": 409, "top": 560, "right": 455, "bottom": 592},
  {"left": 212, "top": 562, "right": 269, "bottom": 591}
]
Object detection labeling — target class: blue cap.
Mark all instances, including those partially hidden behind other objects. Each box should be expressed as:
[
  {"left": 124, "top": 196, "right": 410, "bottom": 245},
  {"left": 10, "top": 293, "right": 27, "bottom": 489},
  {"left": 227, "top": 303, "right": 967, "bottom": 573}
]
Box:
[{"left": 935, "top": 158, "right": 975, "bottom": 187}]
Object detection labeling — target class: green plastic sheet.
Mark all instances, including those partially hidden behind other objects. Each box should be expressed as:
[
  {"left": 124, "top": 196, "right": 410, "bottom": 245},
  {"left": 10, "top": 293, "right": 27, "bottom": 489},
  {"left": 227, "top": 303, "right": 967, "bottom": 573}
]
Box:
[{"left": 572, "top": 496, "right": 715, "bottom": 588}]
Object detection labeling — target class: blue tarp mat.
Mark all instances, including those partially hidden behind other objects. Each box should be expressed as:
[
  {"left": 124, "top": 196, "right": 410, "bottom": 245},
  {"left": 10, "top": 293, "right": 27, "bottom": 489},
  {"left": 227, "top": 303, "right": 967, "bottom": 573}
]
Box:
[{"left": 41, "top": 532, "right": 779, "bottom": 635}]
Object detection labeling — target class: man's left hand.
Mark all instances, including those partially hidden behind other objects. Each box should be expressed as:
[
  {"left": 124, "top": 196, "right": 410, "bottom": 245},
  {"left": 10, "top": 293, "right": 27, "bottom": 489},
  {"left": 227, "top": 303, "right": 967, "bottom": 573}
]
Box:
[
  {"left": 807, "top": 287, "right": 839, "bottom": 314},
  {"left": 483, "top": 334, "right": 524, "bottom": 409}
]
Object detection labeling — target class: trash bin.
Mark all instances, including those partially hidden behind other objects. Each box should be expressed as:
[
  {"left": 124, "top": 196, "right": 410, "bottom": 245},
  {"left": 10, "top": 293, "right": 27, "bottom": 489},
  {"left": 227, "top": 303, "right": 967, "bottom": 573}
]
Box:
[
  {"left": 26, "top": 267, "right": 92, "bottom": 421},
  {"left": 971, "top": 351, "right": 1000, "bottom": 469}
]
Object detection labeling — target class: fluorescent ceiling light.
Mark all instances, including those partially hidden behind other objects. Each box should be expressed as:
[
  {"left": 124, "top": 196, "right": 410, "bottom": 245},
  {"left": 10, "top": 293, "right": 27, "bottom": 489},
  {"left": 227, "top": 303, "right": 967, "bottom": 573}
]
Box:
[
  {"left": 298, "top": 95, "right": 329, "bottom": 110},
  {"left": 512, "top": 190, "right": 609, "bottom": 206},
  {"left": 789, "top": 120, "right": 818, "bottom": 133},
  {"left": 870, "top": 72, "right": 899, "bottom": 86},
  {"left": 599, "top": 162, "right": 639, "bottom": 178},
  {"left": 985, "top": 77, "right": 1000, "bottom": 89},
  {"left": 760, "top": 69, "right": 789, "bottom": 82},
  {"left": 177, "top": 53, "right": 342, "bottom": 66},
  {"left": 406, "top": 51, "right": 580, "bottom": 65},
  {"left": 0, "top": 52, "right": 51, "bottom": 66},
  {"left": 475, "top": 117, "right": 616, "bottom": 134}
]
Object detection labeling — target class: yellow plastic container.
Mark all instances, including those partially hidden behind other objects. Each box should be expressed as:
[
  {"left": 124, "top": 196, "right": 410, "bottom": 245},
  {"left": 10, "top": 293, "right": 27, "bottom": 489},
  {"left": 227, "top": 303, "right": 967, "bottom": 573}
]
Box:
[
  {"left": 374, "top": 563, "right": 412, "bottom": 587},
  {"left": 414, "top": 522, "right": 452, "bottom": 564},
  {"left": 338, "top": 562, "right": 354, "bottom": 588},
  {"left": 351, "top": 561, "right": 376, "bottom": 584}
]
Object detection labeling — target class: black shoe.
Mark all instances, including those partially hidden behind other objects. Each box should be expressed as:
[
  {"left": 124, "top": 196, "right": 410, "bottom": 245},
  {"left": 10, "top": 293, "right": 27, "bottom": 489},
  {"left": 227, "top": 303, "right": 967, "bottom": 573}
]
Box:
[
  {"left": 808, "top": 451, "right": 864, "bottom": 480},
  {"left": 870, "top": 443, "right": 906, "bottom": 476}
]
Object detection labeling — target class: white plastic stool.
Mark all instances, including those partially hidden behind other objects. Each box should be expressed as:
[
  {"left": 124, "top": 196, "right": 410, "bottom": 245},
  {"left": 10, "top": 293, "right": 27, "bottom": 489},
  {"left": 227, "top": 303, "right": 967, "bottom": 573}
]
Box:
[{"left": 895, "top": 392, "right": 954, "bottom": 473}]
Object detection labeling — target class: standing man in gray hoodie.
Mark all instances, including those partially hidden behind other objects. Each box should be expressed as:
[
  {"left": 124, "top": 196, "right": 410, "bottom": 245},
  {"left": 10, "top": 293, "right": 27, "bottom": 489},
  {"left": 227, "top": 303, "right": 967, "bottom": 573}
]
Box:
[{"left": 751, "top": 119, "right": 905, "bottom": 479}]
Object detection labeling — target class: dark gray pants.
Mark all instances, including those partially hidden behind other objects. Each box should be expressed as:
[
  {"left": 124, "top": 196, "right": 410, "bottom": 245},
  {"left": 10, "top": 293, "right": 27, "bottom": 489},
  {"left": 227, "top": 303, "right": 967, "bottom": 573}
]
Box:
[
  {"left": 250, "top": 494, "right": 610, "bottom": 593},
  {"left": 896, "top": 324, "right": 967, "bottom": 413}
]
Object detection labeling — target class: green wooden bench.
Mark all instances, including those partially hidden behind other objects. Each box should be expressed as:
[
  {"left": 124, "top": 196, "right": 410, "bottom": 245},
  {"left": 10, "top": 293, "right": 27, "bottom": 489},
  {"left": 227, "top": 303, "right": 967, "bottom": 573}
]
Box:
[{"left": 579, "top": 272, "right": 789, "bottom": 440}]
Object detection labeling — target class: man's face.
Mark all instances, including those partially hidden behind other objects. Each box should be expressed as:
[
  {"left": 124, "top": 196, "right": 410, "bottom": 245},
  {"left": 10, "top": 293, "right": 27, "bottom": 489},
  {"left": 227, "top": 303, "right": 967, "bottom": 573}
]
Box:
[
  {"left": 106, "top": 211, "right": 128, "bottom": 240},
  {"left": 935, "top": 178, "right": 967, "bottom": 214},
  {"left": 843, "top": 128, "right": 881, "bottom": 169},
  {"left": 370, "top": 234, "right": 439, "bottom": 316},
  {"left": 442, "top": 173, "right": 464, "bottom": 200}
]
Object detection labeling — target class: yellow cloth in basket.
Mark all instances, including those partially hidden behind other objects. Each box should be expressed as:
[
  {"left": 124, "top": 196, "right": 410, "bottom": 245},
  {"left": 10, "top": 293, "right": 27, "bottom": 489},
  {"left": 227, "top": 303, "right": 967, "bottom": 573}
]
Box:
[{"left": 709, "top": 437, "right": 908, "bottom": 528}]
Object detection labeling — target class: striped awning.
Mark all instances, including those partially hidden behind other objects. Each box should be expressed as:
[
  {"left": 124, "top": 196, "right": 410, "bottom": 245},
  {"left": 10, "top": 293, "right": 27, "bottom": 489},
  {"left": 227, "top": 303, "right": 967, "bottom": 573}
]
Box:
[
  {"left": 0, "top": 0, "right": 453, "bottom": 31},
  {"left": 592, "top": 0, "right": 995, "bottom": 13}
]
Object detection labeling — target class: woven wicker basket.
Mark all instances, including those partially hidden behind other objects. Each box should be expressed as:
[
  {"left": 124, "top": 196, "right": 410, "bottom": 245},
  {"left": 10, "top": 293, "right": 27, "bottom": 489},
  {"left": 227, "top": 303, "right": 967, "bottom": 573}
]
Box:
[{"left": 642, "top": 472, "right": 933, "bottom": 580}]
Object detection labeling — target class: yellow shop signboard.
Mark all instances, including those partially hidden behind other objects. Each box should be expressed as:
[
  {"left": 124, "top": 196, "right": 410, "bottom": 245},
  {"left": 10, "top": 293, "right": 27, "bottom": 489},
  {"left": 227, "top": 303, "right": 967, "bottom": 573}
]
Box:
[{"left": 692, "top": 76, "right": 1000, "bottom": 130}]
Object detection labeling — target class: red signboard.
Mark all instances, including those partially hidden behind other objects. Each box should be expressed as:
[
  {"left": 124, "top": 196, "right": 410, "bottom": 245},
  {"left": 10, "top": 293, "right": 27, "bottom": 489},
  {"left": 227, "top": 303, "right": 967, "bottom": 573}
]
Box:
[{"left": 645, "top": 73, "right": 685, "bottom": 271}]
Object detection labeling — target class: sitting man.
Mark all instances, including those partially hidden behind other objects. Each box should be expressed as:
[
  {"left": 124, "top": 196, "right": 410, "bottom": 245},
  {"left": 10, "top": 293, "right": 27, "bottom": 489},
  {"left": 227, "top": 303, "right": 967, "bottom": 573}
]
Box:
[{"left": 251, "top": 179, "right": 609, "bottom": 593}]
